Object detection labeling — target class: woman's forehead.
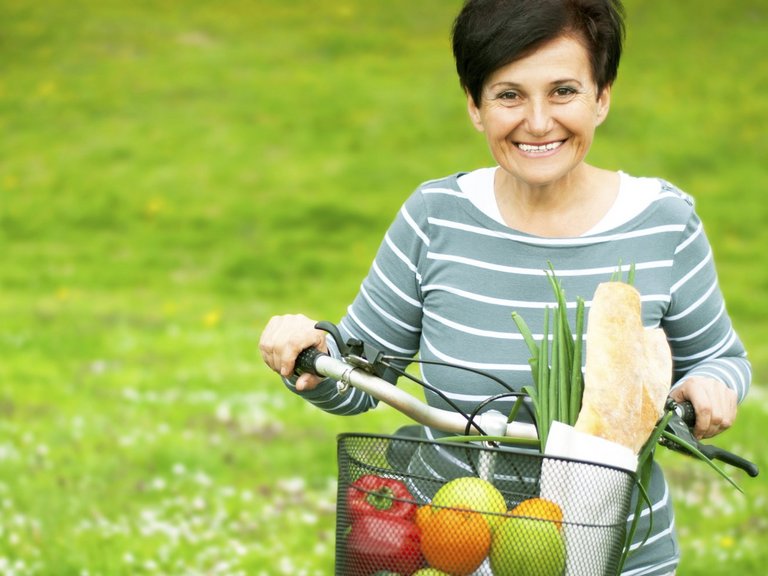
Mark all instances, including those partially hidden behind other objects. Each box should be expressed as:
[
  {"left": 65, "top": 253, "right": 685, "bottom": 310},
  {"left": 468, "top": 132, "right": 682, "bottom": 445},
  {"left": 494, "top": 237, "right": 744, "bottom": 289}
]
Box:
[{"left": 485, "top": 36, "right": 594, "bottom": 88}]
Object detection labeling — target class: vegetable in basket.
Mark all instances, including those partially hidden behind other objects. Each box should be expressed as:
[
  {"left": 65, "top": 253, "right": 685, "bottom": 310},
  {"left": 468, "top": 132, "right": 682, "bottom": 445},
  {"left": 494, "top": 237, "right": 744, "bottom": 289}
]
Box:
[
  {"left": 346, "top": 513, "right": 423, "bottom": 576},
  {"left": 344, "top": 474, "right": 423, "bottom": 575},
  {"left": 347, "top": 474, "right": 418, "bottom": 522}
]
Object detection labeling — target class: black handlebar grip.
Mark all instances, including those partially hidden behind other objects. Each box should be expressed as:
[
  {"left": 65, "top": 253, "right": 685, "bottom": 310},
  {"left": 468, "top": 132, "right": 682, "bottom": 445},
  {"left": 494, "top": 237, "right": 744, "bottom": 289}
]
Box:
[
  {"left": 675, "top": 400, "right": 696, "bottom": 427},
  {"left": 673, "top": 400, "right": 760, "bottom": 477},
  {"left": 294, "top": 347, "right": 325, "bottom": 376},
  {"left": 700, "top": 445, "right": 760, "bottom": 478}
]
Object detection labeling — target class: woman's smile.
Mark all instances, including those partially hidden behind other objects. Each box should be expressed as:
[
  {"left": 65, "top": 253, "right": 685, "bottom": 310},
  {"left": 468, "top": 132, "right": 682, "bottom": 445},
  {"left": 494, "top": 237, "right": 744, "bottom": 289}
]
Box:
[{"left": 515, "top": 139, "right": 566, "bottom": 155}]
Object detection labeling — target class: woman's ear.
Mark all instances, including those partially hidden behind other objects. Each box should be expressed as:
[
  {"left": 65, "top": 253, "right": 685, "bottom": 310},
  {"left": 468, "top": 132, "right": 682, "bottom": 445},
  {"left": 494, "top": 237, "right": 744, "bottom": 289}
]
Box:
[
  {"left": 466, "top": 92, "right": 485, "bottom": 132},
  {"left": 596, "top": 84, "right": 612, "bottom": 126}
]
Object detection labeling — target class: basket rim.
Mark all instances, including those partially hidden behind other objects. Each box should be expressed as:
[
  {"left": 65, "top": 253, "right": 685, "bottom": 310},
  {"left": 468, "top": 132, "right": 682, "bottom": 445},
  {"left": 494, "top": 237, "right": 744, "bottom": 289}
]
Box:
[{"left": 337, "top": 431, "right": 638, "bottom": 479}]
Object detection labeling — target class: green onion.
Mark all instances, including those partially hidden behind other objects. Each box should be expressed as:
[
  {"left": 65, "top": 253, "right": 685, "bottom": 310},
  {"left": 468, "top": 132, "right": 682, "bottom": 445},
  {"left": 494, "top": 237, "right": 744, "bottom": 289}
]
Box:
[
  {"left": 510, "top": 269, "right": 580, "bottom": 451},
  {"left": 538, "top": 308, "right": 550, "bottom": 450},
  {"left": 569, "top": 297, "right": 585, "bottom": 423}
]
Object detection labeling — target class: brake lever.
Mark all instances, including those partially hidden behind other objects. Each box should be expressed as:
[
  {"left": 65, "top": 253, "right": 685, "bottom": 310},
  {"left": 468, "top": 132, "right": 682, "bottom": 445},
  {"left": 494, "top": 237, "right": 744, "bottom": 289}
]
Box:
[
  {"left": 660, "top": 399, "right": 759, "bottom": 478},
  {"left": 314, "top": 321, "right": 393, "bottom": 379}
]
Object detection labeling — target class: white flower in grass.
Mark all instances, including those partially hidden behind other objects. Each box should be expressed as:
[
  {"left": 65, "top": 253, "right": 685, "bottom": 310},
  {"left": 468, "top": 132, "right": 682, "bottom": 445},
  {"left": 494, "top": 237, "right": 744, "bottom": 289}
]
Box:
[
  {"left": 151, "top": 477, "right": 167, "bottom": 491},
  {"left": 194, "top": 471, "right": 212, "bottom": 487},
  {"left": 301, "top": 512, "right": 318, "bottom": 525},
  {"left": 231, "top": 540, "right": 247, "bottom": 557},
  {"left": 118, "top": 434, "right": 136, "bottom": 447},
  {"left": 260, "top": 503, "right": 276, "bottom": 519},
  {"left": 221, "top": 485, "right": 236, "bottom": 498},
  {"left": 172, "top": 463, "right": 187, "bottom": 476},
  {"left": 278, "top": 557, "right": 295, "bottom": 574},
  {"left": 278, "top": 477, "right": 305, "bottom": 495}
]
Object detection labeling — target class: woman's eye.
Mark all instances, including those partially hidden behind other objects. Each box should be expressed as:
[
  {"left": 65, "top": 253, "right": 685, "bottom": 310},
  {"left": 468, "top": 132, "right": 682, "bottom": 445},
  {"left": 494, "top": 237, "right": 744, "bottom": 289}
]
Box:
[
  {"left": 553, "top": 87, "right": 577, "bottom": 98},
  {"left": 497, "top": 91, "right": 520, "bottom": 103}
]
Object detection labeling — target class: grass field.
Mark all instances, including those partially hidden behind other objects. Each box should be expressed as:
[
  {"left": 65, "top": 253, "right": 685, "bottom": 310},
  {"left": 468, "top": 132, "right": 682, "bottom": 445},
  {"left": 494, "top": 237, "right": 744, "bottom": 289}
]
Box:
[{"left": 1, "top": 0, "right": 766, "bottom": 574}]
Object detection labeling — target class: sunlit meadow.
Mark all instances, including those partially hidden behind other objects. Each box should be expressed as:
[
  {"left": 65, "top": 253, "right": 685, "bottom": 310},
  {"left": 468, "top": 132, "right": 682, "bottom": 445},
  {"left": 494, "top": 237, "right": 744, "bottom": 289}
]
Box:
[{"left": 1, "top": 0, "right": 766, "bottom": 574}]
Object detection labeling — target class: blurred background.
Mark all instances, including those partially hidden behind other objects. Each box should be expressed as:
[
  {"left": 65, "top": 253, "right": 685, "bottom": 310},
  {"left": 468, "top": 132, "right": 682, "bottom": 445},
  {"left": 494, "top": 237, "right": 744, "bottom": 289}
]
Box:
[{"left": 1, "top": 0, "right": 766, "bottom": 574}]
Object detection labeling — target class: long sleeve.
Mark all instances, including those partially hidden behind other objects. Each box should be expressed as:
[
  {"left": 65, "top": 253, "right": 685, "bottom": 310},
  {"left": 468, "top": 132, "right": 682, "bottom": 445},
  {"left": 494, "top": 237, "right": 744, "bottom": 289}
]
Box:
[{"left": 663, "top": 206, "right": 751, "bottom": 401}]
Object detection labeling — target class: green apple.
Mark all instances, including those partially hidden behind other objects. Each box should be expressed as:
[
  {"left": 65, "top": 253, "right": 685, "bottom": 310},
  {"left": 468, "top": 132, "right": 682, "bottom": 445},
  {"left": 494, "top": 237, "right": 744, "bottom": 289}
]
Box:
[
  {"left": 411, "top": 569, "right": 451, "bottom": 576},
  {"left": 489, "top": 515, "right": 565, "bottom": 576},
  {"left": 431, "top": 476, "right": 507, "bottom": 529}
]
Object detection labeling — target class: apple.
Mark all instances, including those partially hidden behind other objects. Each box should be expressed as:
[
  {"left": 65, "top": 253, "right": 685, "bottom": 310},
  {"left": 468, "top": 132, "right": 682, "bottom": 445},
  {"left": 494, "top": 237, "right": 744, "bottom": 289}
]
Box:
[
  {"left": 431, "top": 477, "right": 507, "bottom": 529},
  {"left": 489, "top": 515, "right": 565, "bottom": 576},
  {"left": 411, "top": 569, "right": 451, "bottom": 576}
]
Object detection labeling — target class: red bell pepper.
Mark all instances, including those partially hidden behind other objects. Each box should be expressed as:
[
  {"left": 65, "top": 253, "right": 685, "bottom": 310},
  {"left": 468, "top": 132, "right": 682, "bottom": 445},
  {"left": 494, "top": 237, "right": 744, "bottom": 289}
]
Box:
[
  {"left": 343, "top": 475, "right": 423, "bottom": 575},
  {"left": 347, "top": 474, "right": 418, "bottom": 522},
  {"left": 345, "top": 513, "right": 423, "bottom": 576}
]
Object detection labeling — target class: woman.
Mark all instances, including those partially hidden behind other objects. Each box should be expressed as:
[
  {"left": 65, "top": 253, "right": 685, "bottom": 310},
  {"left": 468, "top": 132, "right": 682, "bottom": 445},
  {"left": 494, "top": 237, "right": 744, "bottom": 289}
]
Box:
[{"left": 259, "top": 0, "right": 751, "bottom": 574}]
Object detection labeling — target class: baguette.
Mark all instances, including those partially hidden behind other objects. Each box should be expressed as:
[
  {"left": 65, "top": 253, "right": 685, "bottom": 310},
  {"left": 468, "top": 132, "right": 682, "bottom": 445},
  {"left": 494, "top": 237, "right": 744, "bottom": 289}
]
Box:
[
  {"left": 635, "top": 328, "right": 673, "bottom": 452},
  {"left": 575, "top": 282, "right": 672, "bottom": 454}
]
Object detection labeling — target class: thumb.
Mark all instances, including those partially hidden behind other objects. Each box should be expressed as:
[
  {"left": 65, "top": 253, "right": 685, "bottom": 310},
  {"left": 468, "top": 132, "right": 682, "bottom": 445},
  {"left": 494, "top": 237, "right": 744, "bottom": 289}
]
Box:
[
  {"left": 669, "top": 388, "right": 685, "bottom": 402},
  {"left": 295, "top": 373, "right": 321, "bottom": 392},
  {"left": 668, "top": 385, "right": 687, "bottom": 404}
]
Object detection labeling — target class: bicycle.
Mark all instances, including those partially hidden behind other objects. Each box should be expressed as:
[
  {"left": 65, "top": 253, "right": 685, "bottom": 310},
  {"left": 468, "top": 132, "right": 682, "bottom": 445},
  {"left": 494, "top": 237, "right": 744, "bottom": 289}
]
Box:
[{"left": 295, "top": 321, "right": 758, "bottom": 576}]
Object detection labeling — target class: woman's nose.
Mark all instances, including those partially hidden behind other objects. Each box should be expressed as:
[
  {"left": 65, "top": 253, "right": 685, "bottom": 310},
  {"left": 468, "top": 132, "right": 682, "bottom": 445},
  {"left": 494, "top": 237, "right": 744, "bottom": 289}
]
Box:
[{"left": 525, "top": 99, "right": 553, "bottom": 136}]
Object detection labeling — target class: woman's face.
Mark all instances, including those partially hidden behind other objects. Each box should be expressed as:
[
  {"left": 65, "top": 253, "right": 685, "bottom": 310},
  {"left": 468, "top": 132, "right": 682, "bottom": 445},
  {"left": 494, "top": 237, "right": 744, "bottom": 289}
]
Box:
[{"left": 467, "top": 35, "right": 611, "bottom": 191}]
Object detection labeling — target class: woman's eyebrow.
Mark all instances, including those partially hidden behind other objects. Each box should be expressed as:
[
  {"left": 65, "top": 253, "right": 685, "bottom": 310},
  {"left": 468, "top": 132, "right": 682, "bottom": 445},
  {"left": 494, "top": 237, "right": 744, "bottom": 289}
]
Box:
[
  {"left": 550, "top": 77, "right": 584, "bottom": 86},
  {"left": 488, "top": 78, "right": 585, "bottom": 90},
  {"left": 487, "top": 81, "right": 523, "bottom": 90}
]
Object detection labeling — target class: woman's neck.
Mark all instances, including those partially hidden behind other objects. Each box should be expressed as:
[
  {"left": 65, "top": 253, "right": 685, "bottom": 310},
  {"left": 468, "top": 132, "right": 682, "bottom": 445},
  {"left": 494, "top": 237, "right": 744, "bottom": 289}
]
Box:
[{"left": 494, "top": 164, "right": 619, "bottom": 237}]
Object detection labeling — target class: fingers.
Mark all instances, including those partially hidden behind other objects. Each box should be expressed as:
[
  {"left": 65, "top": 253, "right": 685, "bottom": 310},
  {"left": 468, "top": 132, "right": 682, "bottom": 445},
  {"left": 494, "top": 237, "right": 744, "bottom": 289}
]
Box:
[
  {"left": 259, "top": 314, "right": 328, "bottom": 389},
  {"left": 670, "top": 377, "right": 738, "bottom": 439}
]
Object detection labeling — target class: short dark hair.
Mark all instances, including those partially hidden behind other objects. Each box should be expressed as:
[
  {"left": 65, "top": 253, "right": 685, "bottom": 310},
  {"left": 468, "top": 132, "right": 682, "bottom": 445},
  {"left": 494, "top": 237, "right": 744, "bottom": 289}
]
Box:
[{"left": 452, "top": 0, "right": 626, "bottom": 105}]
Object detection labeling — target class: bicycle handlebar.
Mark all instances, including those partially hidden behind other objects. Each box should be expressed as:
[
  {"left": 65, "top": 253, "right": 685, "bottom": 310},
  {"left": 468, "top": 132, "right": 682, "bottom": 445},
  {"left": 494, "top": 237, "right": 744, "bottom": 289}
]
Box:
[
  {"left": 296, "top": 343, "right": 759, "bottom": 477},
  {"left": 296, "top": 347, "right": 538, "bottom": 441}
]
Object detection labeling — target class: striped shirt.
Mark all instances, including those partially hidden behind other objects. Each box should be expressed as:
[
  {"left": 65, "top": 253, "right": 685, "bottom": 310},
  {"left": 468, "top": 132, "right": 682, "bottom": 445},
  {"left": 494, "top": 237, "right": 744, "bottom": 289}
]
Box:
[{"left": 286, "top": 170, "right": 750, "bottom": 575}]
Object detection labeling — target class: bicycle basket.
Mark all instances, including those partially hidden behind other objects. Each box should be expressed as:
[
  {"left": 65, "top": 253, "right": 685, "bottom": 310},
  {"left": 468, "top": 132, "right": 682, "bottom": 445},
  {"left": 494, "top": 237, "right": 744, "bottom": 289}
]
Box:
[{"left": 335, "top": 433, "right": 636, "bottom": 576}]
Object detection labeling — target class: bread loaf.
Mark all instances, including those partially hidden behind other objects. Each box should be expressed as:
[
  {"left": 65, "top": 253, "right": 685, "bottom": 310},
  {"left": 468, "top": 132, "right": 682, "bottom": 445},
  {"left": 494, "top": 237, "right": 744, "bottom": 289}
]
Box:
[{"left": 574, "top": 282, "right": 672, "bottom": 454}]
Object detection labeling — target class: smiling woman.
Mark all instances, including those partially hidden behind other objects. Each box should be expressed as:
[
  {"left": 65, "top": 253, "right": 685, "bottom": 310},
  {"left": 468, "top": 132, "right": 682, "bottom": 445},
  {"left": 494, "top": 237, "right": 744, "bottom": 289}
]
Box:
[
  {"left": 0, "top": 0, "right": 764, "bottom": 573},
  {"left": 255, "top": 1, "right": 754, "bottom": 575}
]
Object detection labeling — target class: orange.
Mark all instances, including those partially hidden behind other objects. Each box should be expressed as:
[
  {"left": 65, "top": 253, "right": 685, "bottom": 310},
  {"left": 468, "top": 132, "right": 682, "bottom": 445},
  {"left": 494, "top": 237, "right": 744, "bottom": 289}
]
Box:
[
  {"left": 418, "top": 505, "right": 491, "bottom": 576},
  {"left": 509, "top": 497, "right": 563, "bottom": 530}
]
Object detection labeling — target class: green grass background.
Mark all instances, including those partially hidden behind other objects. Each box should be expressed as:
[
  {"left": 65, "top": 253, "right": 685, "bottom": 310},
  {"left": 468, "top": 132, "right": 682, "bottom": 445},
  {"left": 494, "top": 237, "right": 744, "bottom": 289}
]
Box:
[{"left": 1, "top": 0, "right": 766, "bottom": 574}]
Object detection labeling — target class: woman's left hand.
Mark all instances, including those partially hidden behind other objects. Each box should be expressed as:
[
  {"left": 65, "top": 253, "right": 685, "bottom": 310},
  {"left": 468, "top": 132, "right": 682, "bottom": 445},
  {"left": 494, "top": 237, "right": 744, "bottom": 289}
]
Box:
[{"left": 668, "top": 376, "right": 738, "bottom": 439}]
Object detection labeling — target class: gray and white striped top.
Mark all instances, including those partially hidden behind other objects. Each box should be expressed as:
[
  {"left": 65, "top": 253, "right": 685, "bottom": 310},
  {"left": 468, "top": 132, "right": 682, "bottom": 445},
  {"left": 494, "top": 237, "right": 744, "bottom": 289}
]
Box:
[{"left": 287, "top": 170, "right": 750, "bottom": 575}]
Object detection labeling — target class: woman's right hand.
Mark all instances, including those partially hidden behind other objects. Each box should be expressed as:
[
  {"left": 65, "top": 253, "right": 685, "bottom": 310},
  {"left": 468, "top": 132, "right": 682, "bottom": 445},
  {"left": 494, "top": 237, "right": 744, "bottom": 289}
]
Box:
[{"left": 258, "top": 314, "right": 329, "bottom": 391}]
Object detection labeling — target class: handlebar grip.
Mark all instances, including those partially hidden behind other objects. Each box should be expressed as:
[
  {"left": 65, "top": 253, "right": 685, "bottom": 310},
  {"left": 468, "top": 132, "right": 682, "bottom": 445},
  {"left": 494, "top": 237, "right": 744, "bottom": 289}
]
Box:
[
  {"left": 294, "top": 347, "right": 326, "bottom": 376},
  {"left": 675, "top": 400, "right": 696, "bottom": 427},
  {"left": 699, "top": 445, "right": 760, "bottom": 478},
  {"left": 670, "top": 399, "right": 760, "bottom": 477}
]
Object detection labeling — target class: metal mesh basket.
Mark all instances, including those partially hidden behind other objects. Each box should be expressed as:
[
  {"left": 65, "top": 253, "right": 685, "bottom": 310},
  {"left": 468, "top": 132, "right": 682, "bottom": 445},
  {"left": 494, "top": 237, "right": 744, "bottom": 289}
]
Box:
[{"left": 335, "top": 433, "right": 636, "bottom": 576}]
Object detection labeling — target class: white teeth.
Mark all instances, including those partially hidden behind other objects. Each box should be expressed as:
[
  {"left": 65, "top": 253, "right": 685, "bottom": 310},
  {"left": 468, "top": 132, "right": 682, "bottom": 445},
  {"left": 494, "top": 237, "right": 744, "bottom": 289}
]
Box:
[{"left": 518, "top": 141, "right": 563, "bottom": 152}]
